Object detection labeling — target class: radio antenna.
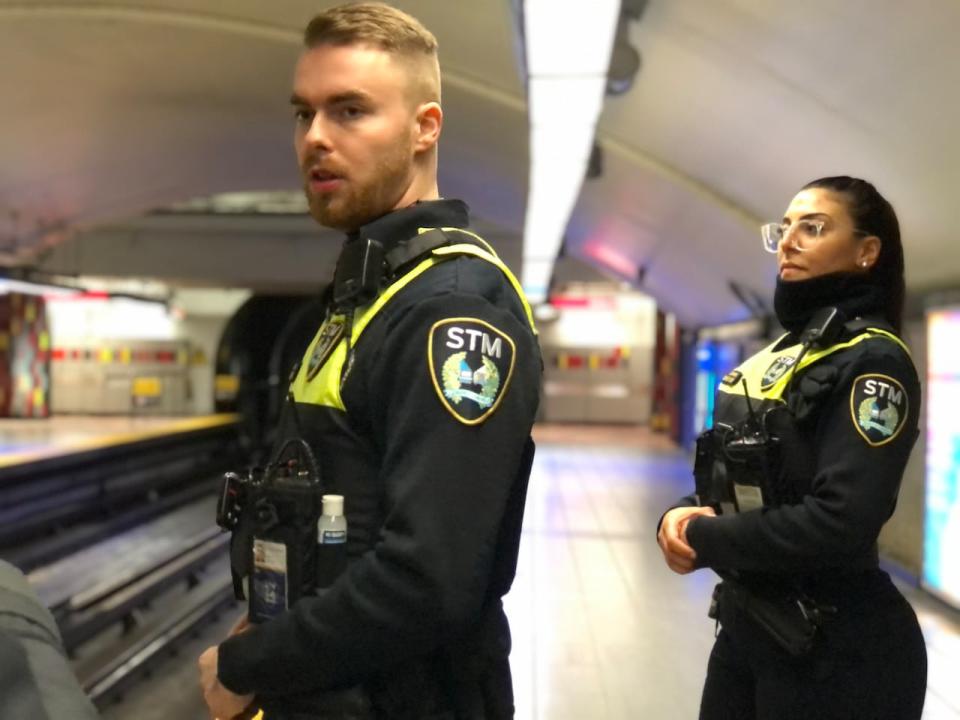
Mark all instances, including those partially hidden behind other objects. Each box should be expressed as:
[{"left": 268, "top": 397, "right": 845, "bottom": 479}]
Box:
[{"left": 741, "top": 378, "right": 760, "bottom": 430}]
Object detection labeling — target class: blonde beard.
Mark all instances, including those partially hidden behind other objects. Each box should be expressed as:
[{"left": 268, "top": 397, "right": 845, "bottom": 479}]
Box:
[{"left": 307, "top": 144, "right": 415, "bottom": 232}]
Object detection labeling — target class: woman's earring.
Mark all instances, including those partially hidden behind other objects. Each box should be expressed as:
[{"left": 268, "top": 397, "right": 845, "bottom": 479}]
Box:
[{"left": 861, "top": 261, "right": 868, "bottom": 267}]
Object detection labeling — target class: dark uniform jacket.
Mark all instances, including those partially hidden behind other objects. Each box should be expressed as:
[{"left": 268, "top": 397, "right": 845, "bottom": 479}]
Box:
[
  {"left": 679, "top": 317, "right": 920, "bottom": 587},
  {"left": 218, "top": 200, "right": 541, "bottom": 719},
  {"left": 0, "top": 561, "right": 100, "bottom": 720}
]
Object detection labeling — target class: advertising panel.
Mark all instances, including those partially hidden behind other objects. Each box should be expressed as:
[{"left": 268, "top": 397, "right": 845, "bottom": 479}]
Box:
[{"left": 923, "top": 307, "right": 960, "bottom": 608}]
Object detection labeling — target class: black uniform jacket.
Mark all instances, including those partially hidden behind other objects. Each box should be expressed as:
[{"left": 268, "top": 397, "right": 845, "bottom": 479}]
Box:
[
  {"left": 682, "top": 318, "right": 920, "bottom": 582},
  {"left": 218, "top": 200, "right": 541, "bottom": 719}
]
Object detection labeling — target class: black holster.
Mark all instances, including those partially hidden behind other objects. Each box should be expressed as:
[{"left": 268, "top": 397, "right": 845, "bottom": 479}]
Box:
[{"left": 714, "top": 579, "right": 826, "bottom": 657}]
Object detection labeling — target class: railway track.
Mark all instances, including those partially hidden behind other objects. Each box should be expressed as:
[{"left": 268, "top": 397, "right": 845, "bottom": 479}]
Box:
[{"left": 0, "top": 418, "right": 246, "bottom": 708}]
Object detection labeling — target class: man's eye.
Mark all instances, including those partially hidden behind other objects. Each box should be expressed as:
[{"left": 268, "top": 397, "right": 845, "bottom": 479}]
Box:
[
  {"left": 339, "top": 106, "right": 364, "bottom": 120},
  {"left": 294, "top": 108, "right": 313, "bottom": 123},
  {"left": 799, "top": 221, "right": 820, "bottom": 236}
]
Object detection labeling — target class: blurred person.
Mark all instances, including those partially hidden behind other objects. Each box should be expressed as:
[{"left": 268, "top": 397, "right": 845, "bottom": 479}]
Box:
[
  {"left": 197, "top": 3, "right": 541, "bottom": 719},
  {"left": 0, "top": 560, "right": 100, "bottom": 720},
  {"left": 658, "top": 177, "right": 926, "bottom": 719}
]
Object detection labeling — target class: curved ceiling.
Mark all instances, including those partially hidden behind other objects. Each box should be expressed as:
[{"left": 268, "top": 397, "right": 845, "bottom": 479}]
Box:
[
  {"left": 2, "top": 1, "right": 957, "bottom": 327},
  {"left": 0, "top": 1, "right": 527, "bottom": 260},
  {"left": 575, "top": 0, "right": 960, "bottom": 324}
]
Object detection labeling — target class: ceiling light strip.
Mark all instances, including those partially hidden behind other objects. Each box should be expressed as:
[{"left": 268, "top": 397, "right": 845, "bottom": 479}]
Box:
[{"left": 520, "top": 0, "right": 621, "bottom": 302}]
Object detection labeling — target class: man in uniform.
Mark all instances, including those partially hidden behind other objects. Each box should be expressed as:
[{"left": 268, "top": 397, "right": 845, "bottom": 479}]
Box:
[{"left": 197, "top": 4, "right": 541, "bottom": 719}]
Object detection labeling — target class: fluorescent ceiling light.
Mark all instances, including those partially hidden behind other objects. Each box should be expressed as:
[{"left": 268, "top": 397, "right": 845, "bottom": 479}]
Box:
[
  {"left": 164, "top": 190, "right": 307, "bottom": 215},
  {"left": 527, "top": 76, "right": 607, "bottom": 128},
  {"left": 524, "top": 0, "right": 621, "bottom": 76},
  {"left": 520, "top": 258, "right": 554, "bottom": 304},
  {"left": 520, "top": 0, "right": 620, "bottom": 301}
]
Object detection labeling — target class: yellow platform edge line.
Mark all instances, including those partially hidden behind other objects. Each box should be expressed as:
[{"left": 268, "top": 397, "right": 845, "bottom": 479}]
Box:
[{"left": 0, "top": 413, "right": 240, "bottom": 469}]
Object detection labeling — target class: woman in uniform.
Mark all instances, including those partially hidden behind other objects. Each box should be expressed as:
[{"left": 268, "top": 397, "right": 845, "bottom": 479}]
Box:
[{"left": 657, "top": 176, "right": 927, "bottom": 719}]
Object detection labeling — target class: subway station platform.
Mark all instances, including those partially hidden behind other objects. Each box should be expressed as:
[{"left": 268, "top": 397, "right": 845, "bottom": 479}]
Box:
[
  {"left": 96, "top": 425, "right": 960, "bottom": 720},
  {"left": 510, "top": 426, "right": 960, "bottom": 719},
  {"left": 0, "top": 414, "right": 237, "bottom": 469}
]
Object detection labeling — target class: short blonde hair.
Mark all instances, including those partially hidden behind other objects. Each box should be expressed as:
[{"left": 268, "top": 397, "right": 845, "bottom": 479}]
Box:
[{"left": 304, "top": 2, "right": 441, "bottom": 102}]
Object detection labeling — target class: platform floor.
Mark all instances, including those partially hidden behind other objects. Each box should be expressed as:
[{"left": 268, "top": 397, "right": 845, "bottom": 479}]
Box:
[
  {"left": 96, "top": 424, "right": 960, "bottom": 719},
  {"left": 0, "top": 413, "right": 236, "bottom": 468}
]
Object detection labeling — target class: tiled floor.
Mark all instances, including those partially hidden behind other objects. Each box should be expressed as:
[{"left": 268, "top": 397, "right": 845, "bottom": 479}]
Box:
[
  {"left": 507, "top": 426, "right": 716, "bottom": 719},
  {"left": 99, "top": 424, "right": 960, "bottom": 719},
  {"left": 504, "top": 424, "right": 960, "bottom": 719},
  {"left": 914, "top": 592, "right": 960, "bottom": 719}
]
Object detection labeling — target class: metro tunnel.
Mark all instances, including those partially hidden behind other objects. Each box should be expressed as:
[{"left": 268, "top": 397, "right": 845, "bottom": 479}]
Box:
[{"left": 0, "top": 1, "right": 958, "bottom": 719}]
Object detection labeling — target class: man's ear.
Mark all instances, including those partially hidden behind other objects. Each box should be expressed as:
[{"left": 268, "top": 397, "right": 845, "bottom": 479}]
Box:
[{"left": 414, "top": 102, "right": 442, "bottom": 152}]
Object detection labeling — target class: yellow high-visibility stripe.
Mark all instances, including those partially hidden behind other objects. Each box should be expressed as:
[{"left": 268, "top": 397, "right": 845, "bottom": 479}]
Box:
[
  {"left": 291, "top": 255, "right": 443, "bottom": 410},
  {"left": 434, "top": 243, "right": 538, "bottom": 335},
  {"left": 424, "top": 226, "right": 497, "bottom": 255},
  {"left": 291, "top": 230, "right": 537, "bottom": 410},
  {"left": 718, "top": 327, "right": 911, "bottom": 402},
  {"left": 289, "top": 323, "right": 343, "bottom": 409}
]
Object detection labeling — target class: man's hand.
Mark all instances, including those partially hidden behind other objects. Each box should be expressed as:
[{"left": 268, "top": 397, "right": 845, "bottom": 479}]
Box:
[
  {"left": 228, "top": 612, "right": 251, "bottom": 639},
  {"left": 657, "top": 506, "right": 717, "bottom": 574},
  {"left": 198, "top": 645, "right": 255, "bottom": 720}
]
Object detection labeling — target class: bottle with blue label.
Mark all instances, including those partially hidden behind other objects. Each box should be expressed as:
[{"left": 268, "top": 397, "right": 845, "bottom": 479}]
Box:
[{"left": 316, "top": 494, "right": 347, "bottom": 588}]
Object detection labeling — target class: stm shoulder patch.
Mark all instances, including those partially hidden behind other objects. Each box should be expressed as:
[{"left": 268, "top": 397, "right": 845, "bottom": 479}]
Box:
[
  {"left": 429, "top": 317, "right": 516, "bottom": 425},
  {"left": 850, "top": 373, "right": 908, "bottom": 446}
]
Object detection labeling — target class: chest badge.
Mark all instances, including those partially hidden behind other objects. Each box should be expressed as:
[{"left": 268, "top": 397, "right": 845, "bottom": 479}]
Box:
[
  {"left": 851, "top": 373, "right": 908, "bottom": 446},
  {"left": 306, "top": 318, "right": 346, "bottom": 381},
  {"left": 721, "top": 370, "right": 743, "bottom": 386},
  {"left": 760, "top": 354, "right": 797, "bottom": 390},
  {"left": 429, "top": 317, "right": 516, "bottom": 426}
]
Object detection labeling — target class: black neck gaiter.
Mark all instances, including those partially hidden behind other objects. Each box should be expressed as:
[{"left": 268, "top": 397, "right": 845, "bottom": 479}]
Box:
[{"left": 773, "top": 272, "right": 887, "bottom": 335}]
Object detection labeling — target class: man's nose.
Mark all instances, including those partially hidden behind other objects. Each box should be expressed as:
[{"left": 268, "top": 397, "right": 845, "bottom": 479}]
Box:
[{"left": 305, "top": 114, "right": 332, "bottom": 149}]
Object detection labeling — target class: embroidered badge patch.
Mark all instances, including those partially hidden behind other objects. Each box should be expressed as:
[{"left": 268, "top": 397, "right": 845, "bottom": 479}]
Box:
[
  {"left": 306, "top": 317, "right": 346, "bottom": 381},
  {"left": 850, "top": 373, "right": 908, "bottom": 446},
  {"left": 721, "top": 370, "right": 743, "bottom": 387},
  {"left": 761, "top": 354, "right": 798, "bottom": 390},
  {"left": 429, "top": 318, "right": 516, "bottom": 425}
]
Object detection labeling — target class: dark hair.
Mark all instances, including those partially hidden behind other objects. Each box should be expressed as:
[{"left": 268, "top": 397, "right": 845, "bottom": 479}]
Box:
[{"left": 802, "top": 176, "right": 905, "bottom": 332}]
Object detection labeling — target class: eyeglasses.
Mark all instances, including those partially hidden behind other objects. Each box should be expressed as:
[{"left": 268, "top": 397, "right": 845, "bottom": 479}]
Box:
[
  {"left": 760, "top": 219, "right": 825, "bottom": 253},
  {"left": 761, "top": 220, "right": 871, "bottom": 253}
]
